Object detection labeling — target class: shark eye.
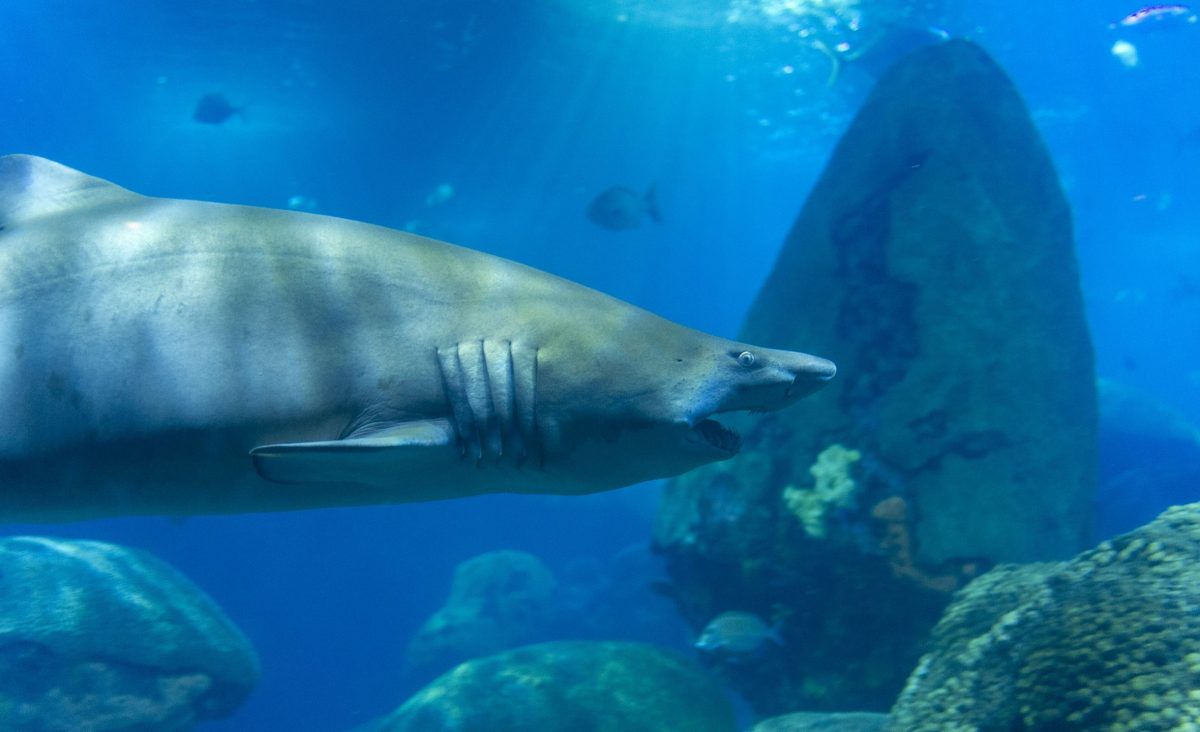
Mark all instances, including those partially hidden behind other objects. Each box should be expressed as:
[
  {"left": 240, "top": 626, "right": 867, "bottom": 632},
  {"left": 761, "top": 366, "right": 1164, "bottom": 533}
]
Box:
[{"left": 736, "top": 351, "right": 756, "bottom": 368}]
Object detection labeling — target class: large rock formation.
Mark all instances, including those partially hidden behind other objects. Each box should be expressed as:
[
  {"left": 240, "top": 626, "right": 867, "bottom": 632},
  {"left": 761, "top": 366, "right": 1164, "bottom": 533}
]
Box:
[
  {"left": 0, "top": 536, "right": 259, "bottom": 730},
  {"left": 889, "top": 502, "right": 1200, "bottom": 731},
  {"left": 376, "top": 641, "right": 736, "bottom": 732},
  {"left": 655, "top": 39, "right": 1096, "bottom": 713}
]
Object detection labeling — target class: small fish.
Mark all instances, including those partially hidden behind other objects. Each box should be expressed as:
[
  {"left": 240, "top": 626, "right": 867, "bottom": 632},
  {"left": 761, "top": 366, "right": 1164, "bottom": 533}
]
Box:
[
  {"left": 694, "top": 611, "right": 783, "bottom": 656},
  {"left": 586, "top": 185, "right": 661, "bottom": 231},
  {"left": 1112, "top": 4, "right": 1197, "bottom": 27},
  {"left": 192, "top": 93, "right": 244, "bottom": 125}
]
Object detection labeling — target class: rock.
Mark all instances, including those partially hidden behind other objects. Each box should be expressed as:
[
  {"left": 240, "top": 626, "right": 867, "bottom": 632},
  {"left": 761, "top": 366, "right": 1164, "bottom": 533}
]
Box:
[
  {"left": 1095, "top": 378, "right": 1200, "bottom": 538},
  {"left": 889, "top": 502, "right": 1200, "bottom": 731},
  {"left": 752, "top": 712, "right": 889, "bottom": 732},
  {"left": 654, "top": 39, "right": 1095, "bottom": 714},
  {"left": 377, "top": 641, "right": 736, "bottom": 732},
  {"left": 0, "top": 536, "right": 259, "bottom": 730},
  {"left": 404, "top": 550, "right": 557, "bottom": 681}
]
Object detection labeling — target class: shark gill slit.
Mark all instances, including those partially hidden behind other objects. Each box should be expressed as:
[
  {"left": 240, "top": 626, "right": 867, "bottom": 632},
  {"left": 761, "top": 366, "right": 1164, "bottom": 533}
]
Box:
[
  {"left": 456, "top": 342, "right": 483, "bottom": 463},
  {"left": 435, "top": 345, "right": 475, "bottom": 460},
  {"left": 483, "top": 339, "right": 516, "bottom": 462},
  {"left": 531, "top": 347, "right": 542, "bottom": 468},
  {"left": 459, "top": 340, "right": 494, "bottom": 465},
  {"left": 511, "top": 343, "right": 540, "bottom": 468}
]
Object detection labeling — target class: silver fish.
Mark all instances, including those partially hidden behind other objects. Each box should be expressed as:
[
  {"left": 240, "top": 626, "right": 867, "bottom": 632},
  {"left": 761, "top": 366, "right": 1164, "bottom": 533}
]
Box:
[{"left": 695, "top": 611, "right": 784, "bottom": 656}]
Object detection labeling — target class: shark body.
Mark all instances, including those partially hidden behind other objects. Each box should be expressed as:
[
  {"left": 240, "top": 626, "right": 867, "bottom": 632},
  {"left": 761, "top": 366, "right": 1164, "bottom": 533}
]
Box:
[{"left": 0, "top": 155, "right": 834, "bottom": 521}]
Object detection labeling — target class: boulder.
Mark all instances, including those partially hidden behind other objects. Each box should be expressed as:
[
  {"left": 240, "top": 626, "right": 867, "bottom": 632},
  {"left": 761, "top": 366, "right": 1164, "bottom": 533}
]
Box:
[
  {"left": 378, "top": 641, "right": 735, "bottom": 732},
  {"left": 751, "top": 711, "right": 888, "bottom": 732},
  {"left": 654, "top": 39, "right": 1095, "bottom": 713},
  {"left": 889, "top": 501, "right": 1200, "bottom": 731},
  {"left": 0, "top": 536, "right": 259, "bottom": 730},
  {"left": 1095, "top": 378, "right": 1200, "bottom": 538},
  {"left": 404, "top": 550, "right": 556, "bottom": 680}
]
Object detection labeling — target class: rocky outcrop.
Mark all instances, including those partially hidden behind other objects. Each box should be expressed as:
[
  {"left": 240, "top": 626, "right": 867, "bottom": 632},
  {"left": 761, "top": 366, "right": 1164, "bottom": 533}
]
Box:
[
  {"left": 654, "top": 39, "right": 1095, "bottom": 713},
  {"left": 889, "top": 502, "right": 1200, "bottom": 731},
  {"left": 0, "top": 536, "right": 259, "bottom": 730},
  {"left": 378, "top": 641, "right": 735, "bottom": 732}
]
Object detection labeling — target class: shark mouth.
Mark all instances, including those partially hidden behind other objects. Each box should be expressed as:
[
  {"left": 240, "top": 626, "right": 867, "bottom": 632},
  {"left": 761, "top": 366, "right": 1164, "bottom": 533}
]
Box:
[{"left": 695, "top": 419, "right": 742, "bottom": 454}]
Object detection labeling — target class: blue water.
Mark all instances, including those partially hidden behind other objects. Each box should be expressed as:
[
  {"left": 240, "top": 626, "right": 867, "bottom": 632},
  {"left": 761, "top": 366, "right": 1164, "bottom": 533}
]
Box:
[{"left": 1, "top": 1, "right": 1198, "bottom": 729}]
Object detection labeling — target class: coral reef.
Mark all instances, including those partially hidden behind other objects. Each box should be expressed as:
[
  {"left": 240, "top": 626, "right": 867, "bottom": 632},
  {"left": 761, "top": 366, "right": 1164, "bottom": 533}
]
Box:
[
  {"left": 889, "top": 502, "right": 1200, "bottom": 731},
  {"left": 376, "top": 641, "right": 736, "bottom": 732},
  {"left": 783, "top": 444, "right": 862, "bottom": 538},
  {"left": 404, "top": 550, "right": 556, "bottom": 681},
  {"left": 654, "top": 39, "right": 1095, "bottom": 714},
  {"left": 0, "top": 537, "right": 259, "bottom": 730}
]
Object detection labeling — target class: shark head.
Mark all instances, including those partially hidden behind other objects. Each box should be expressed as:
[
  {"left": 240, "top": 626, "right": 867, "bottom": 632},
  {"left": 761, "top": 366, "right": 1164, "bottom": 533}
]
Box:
[{"left": 533, "top": 314, "right": 836, "bottom": 490}]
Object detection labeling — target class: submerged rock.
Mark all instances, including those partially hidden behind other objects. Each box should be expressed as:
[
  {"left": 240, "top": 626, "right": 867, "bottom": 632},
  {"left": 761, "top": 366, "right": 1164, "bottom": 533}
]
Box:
[
  {"left": 889, "top": 502, "right": 1200, "bottom": 731},
  {"left": 404, "top": 550, "right": 557, "bottom": 681},
  {"left": 1095, "top": 378, "right": 1200, "bottom": 538},
  {"left": 655, "top": 39, "right": 1095, "bottom": 713},
  {"left": 378, "top": 641, "right": 736, "bottom": 732},
  {"left": 752, "top": 711, "right": 889, "bottom": 732},
  {"left": 0, "top": 536, "right": 259, "bottom": 730}
]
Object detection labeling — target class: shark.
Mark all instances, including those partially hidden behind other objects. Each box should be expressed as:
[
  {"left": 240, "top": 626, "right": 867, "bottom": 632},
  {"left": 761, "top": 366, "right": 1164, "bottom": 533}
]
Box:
[{"left": 0, "top": 155, "right": 835, "bottom": 522}]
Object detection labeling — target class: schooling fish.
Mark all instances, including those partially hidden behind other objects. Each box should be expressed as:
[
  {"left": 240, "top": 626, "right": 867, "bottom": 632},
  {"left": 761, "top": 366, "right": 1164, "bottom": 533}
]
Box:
[
  {"left": 0, "top": 155, "right": 835, "bottom": 522},
  {"left": 586, "top": 185, "right": 661, "bottom": 231},
  {"left": 1112, "top": 4, "right": 1197, "bottom": 27},
  {"left": 695, "top": 611, "right": 783, "bottom": 657},
  {"left": 193, "top": 93, "right": 244, "bottom": 125}
]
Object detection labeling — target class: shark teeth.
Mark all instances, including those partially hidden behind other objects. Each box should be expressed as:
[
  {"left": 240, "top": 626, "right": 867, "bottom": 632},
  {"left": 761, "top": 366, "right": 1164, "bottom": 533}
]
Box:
[{"left": 695, "top": 419, "right": 742, "bottom": 454}]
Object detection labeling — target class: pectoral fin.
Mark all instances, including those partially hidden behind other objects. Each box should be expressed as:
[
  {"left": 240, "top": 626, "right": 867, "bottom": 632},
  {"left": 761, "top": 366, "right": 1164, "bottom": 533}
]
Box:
[{"left": 251, "top": 419, "right": 456, "bottom": 485}]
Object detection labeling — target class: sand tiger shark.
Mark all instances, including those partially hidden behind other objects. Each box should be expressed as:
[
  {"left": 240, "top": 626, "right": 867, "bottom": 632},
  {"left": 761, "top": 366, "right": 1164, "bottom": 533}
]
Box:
[{"left": 0, "top": 155, "right": 834, "bottom": 522}]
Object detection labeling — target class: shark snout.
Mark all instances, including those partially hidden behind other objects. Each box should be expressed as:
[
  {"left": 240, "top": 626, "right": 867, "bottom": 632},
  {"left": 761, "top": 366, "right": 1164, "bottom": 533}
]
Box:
[
  {"left": 783, "top": 352, "right": 837, "bottom": 400},
  {"left": 716, "top": 347, "right": 835, "bottom": 414}
]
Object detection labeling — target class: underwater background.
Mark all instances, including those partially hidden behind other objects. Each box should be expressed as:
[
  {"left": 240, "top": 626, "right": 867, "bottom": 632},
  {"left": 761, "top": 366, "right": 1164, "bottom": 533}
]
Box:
[{"left": 1, "top": 1, "right": 1198, "bottom": 730}]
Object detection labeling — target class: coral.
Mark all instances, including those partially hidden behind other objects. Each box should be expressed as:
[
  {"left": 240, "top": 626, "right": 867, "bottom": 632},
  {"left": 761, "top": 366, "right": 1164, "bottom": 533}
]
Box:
[
  {"left": 783, "top": 444, "right": 862, "bottom": 538},
  {"left": 889, "top": 502, "right": 1200, "bottom": 731}
]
